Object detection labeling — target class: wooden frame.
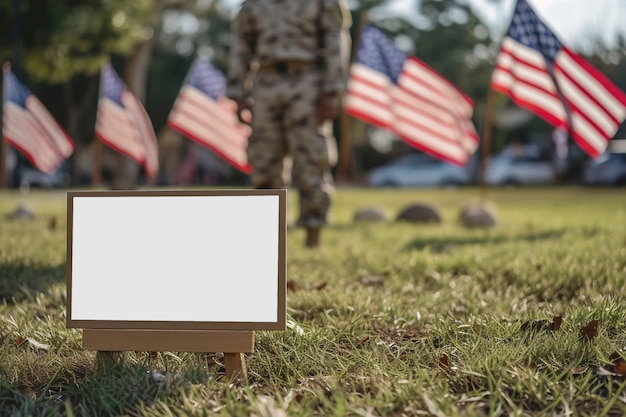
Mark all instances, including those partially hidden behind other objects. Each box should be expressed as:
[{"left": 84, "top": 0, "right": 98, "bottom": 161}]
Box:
[{"left": 66, "top": 189, "right": 287, "bottom": 331}]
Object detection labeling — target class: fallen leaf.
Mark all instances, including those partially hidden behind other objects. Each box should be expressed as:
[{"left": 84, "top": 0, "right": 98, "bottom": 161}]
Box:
[
  {"left": 615, "top": 361, "right": 626, "bottom": 376},
  {"left": 597, "top": 367, "right": 617, "bottom": 376},
  {"left": 287, "top": 280, "right": 297, "bottom": 293},
  {"left": 548, "top": 316, "right": 562, "bottom": 331},
  {"left": 520, "top": 316, "right": 563, "bottom": 333},
  {"left": 571, "top": 366, "right": 589, "bottom": 375},
  {"left": 315, "top": 282, "right": 327, "bottom": 291},
  {"left": 286, "top": 319, "right": 305, "bottom": 336},
  {"left": 26, "top": 338, "right": 50, "bottom": 351},
  {"left": 15, "top": 337, "right": 49, "bottom": 350},
  {"left": 580, "top": 320, "right": 599, "bottom": 340},
  {"left": 607, "top": 352, "right": 626, "bottom": 376},
  {"left": 521, "top": 320, "right": 547, "bottom": 332},
  {"left": 48, "top": 216, "right": 58, "bottom": 230},
  {"left": 439, "top": 353, "right": 449, "bottom": 369}
]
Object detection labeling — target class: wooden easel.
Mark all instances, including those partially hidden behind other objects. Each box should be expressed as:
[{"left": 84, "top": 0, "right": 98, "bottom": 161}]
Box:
[{"left": 85, "top": 329, "right": 255, "bottom": 381}]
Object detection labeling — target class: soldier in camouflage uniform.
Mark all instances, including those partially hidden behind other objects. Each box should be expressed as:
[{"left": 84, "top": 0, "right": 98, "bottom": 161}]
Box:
[{"left": 226, "top": 0, "right": 351, "bottom": 248}]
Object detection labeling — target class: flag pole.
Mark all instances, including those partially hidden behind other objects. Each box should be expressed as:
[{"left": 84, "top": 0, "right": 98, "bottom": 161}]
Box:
[
  {"left": 478, "top": 87, "right": 494, "bottom": 204},
  {"left": 336, "top": 12, "right": 369, "bottom": 183},
  {"left": 0, "top": 62, "right": 10, "bottom": 189},
  {"left": 92, "top": 62, "right": 105, "bottom": 187},
  {"left": 337, "top": 100, "right": 352, "bottom": 182},
  {"left": 92, "top": 137, "right": 103, "bottom": 187}
]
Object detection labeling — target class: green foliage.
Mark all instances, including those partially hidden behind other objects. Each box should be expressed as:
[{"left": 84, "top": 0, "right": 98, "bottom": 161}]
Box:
[
  {"left": 1, "top": 187, "right": 626, "bottom": 416},
  {"left": 414, "top": 0, "right": 493, "bottom": 102},
  {"left": 0, "top": 0, "right": 154, "bottom": 83}
]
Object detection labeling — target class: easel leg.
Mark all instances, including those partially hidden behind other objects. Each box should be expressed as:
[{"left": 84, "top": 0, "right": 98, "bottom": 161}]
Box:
[
  {"left": 224, "top": 352, "right": 247, "bottom": 382},
  {"left": 95, "top": 351, "right": 121, "bottom": 373}
]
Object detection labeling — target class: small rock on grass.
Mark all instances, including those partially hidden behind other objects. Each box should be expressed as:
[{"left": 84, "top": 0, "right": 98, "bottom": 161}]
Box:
[
  {"left": 396, "top": 203, "right": 442, "bottom": 223},
  {"left": 353, "top": 206, "right": 389, "bottom": 222},
  {"left": 459, "top": 202, "right": 497, "bottom": 228},
  {"left": 6, "top": 204, "right": 35, "bottom": 220}
]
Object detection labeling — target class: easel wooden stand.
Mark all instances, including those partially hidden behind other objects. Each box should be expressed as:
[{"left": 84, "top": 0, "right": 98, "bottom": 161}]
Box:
[
  {"left": 85, "top": 330, "right": 255, "bottom": 381},
  {"left": 66, "top": 190, "right": 287, "bottom": 385}
]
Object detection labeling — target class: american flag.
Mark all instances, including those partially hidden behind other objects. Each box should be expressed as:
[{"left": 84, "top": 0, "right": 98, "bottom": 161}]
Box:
[
  {"left": 491, "top": 0, "right": 626, "bottom": 158},
  {"left": 95, "top": 62, "right": 159, "bottom": 178},
  {"left": 345, "top": 25, "right": 479, "bottom": 165},
  {"left": 167, "top": 55, "right": 251, "bottom": 173},
  {"left": 3, "top": 69, "right": 74, "bottom": 174}
]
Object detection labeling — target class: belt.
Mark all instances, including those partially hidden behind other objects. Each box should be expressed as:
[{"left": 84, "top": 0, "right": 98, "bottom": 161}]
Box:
[{"left": 258, "top": 60, "right": 316, "bottom": 74}]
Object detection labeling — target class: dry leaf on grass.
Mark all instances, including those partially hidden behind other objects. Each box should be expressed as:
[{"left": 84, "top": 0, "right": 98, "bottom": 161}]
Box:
[
  {"left": 614, "top": 359, "right": 626, "bottom": 376},
  {"left": 549, "top": 316, "right": 562, "bottom": 331},
  {"left": 439, "top": 353, "right": 449, "bottom": 369},
  {"left": 286, "top": 320, "right": 305, "bottom": 336},
  {"left": 598, "top": 352, "right": 626, "bottom": 377},
  {"left": 579, "top": 320, "right": 598, "bottom": 340},
  {"left": 15, "top": 337, "right": 50, "bottom": 351},
  {"left": 597, "top": 367, "right": 620, "bottom": 376},
  {"left": 521, "top": 316, "right": 562, "bottom": 333},
  {"left": 571, "top": 365, "right": 589, "bottom": 375}
]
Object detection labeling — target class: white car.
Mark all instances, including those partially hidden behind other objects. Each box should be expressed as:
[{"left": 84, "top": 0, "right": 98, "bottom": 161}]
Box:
[
  {"left": 367, "top": 153, "right": 472, "bottom": 187},
  {"left": 484, "top": 153, "right": 556, "bottom": 185},
  {"left": 582, "top": 152, "right": 626, "bottom": 186}
]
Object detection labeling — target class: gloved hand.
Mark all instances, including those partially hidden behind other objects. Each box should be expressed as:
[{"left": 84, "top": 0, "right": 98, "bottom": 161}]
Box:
[{"left": 316, "top": 92, "right": 339, "bottom": 123}]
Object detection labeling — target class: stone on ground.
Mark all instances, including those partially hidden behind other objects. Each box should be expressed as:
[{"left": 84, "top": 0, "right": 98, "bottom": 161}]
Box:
[{"left": 396, "top": 203, "right": 442, "bottom": 223}]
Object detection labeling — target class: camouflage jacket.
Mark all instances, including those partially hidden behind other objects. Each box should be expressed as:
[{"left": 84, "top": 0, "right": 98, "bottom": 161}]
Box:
[{"left": 226, "top": 0, "right": 351, "bottom": 99}]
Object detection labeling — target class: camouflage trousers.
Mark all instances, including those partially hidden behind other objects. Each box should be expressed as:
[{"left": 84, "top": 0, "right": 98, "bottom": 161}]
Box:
[{"left": 248, "top": 65, "right": 337, "bottom": 228}]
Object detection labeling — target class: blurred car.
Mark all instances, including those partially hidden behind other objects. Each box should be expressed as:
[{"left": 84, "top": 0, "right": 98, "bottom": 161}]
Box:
[
  {"left": 18, "top": 167, "right": 69, "bottom": 188},
  {"left": 581, "top": 152, "right": 626, "bottom": 186},
  {"left": 367, "top": 153, "right": 471, "bottom": 187},
  {"left": 484, "top": 152, "right": 556, "bottom": 185}
]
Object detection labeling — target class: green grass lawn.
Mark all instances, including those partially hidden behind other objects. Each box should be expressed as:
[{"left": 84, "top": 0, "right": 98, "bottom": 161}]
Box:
[{"left": 1, "top": 186, "right": 626, "bottom": 416}]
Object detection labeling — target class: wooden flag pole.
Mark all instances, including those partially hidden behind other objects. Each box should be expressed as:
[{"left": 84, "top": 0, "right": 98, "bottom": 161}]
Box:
[
  {"left": 336, "top": 12, "right": 369, "bottom": 184},
  {"left": 479, "top": 88, "right": 495, "bottom": 205},
  {"left": 93, "top": 64, "right": 105, "bottom": 188},
  {"left": 337, "top": 107, "right": 352, "bottom": 182},
  {"left": 92, "top": 138, "right": 103, "bottom": 187},
  {"left": 0, "top": 130, "right": 6, "bottom": 189},
  {"left": 0, "top": 62, "right": 8, "bottom": 189}
]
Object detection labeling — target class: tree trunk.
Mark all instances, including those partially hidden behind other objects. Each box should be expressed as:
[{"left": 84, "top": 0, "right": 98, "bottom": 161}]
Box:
[
  {"left": 111, "top": 36, "right": 155, "bottom": 190},
  {"left": 63, "top": 76, "right": 98, "bottom": 186}
]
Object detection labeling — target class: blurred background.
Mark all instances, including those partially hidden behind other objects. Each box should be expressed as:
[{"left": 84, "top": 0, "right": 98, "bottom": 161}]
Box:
[{"left": 1, "top": 0, "right": 625, "bottom": 190}]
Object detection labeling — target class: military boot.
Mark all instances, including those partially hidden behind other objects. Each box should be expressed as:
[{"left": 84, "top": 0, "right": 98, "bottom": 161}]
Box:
[{"left": 305, "top": 227, "right": 321, "bottom": 248}]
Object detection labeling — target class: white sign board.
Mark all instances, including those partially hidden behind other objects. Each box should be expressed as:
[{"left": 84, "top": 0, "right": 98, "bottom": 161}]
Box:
[{"left": 66, "top": 190, "right": 286, "bottom": 331}]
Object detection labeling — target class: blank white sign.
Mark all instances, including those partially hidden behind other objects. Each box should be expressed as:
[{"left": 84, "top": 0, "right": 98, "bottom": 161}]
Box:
[{"left": 66, "top": 190, "right": 286, "bottom": 331}]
